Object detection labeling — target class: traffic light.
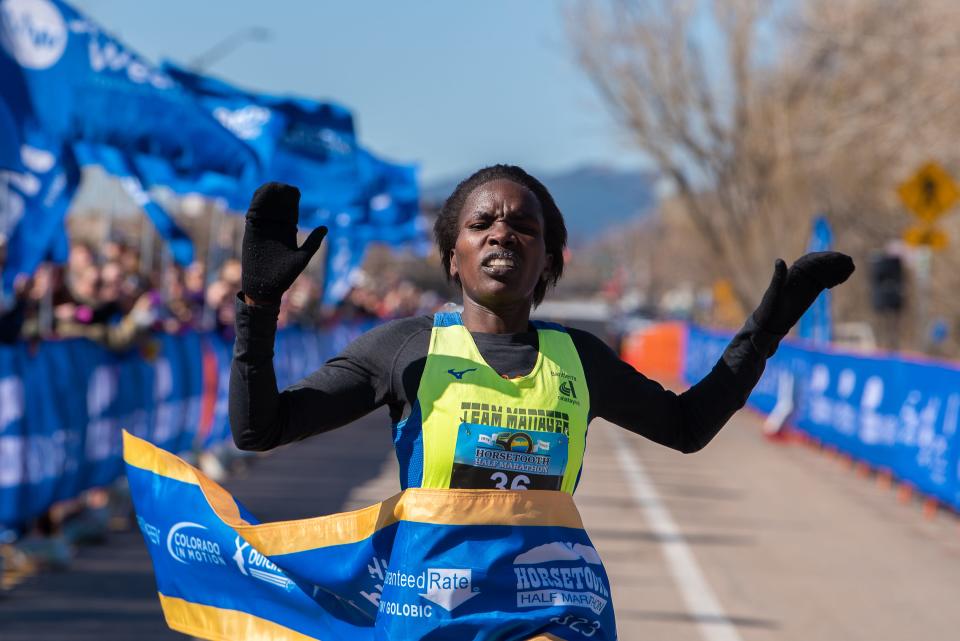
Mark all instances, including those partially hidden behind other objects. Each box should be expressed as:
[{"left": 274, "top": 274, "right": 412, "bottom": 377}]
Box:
[{"left": 869, "top": 254, "right": 904, "bottom": 312}]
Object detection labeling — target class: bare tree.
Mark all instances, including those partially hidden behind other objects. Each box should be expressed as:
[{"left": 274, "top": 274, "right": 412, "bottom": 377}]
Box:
[
  {"left": 568, "top": 0, "right": 811, "bottom": 313},
  {"left": 782, "top": 0, "right": 960, "bottom": 347},
  {"left": 569, "top": 0, "right": 960, "bottom": 350}
]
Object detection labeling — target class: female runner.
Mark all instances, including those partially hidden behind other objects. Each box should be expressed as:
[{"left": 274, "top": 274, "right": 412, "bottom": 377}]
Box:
[
  {"left": 230, "top": 164, "right": 853, "bottom": 490},
  {"left": 227, "top": 164, "right": 853, "bottom": 639}
]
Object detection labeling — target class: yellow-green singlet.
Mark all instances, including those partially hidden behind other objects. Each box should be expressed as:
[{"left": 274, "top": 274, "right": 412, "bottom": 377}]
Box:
[{"left": 392, "top": 311, "right": 590, "bottom": 494}]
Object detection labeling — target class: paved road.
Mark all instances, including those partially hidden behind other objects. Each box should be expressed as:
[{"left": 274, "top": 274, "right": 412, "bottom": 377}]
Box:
[
  {"left": 579, "top": 419, "right": 960, "bottom": 641},
  {"left": 3, "top": 406, "right": 959, "bottom": 640}
]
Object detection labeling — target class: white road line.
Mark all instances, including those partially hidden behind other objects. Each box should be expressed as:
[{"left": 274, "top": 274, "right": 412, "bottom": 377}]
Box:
[{"left": 608, "top": 427, "right": 744, "bottom": 641}]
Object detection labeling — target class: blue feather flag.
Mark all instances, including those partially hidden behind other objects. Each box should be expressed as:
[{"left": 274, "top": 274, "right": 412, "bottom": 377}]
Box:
[
  {"left": 797, "top": 216, "right": 834, "bottom": 344},
  {"left": 0, "top": 0, "right": 257, "bottom": 180}
]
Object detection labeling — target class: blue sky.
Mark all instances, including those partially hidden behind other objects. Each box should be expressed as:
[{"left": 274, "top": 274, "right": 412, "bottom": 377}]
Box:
[{"left": 71, "top": 0, "right": 648, "bottom": 184}]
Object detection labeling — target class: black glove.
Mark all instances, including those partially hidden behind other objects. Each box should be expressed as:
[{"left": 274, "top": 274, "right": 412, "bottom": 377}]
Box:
[
  {"left": 752, "top": 251, "right": 855, "bottom": 335},
  {"left": 241, "top": 182, "right": 327, "bottom": 304}
]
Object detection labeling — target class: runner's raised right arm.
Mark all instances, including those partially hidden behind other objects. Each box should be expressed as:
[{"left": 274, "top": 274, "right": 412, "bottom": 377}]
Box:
[{"left": 228, "top": 182, "right": 336, "bottom": 451}]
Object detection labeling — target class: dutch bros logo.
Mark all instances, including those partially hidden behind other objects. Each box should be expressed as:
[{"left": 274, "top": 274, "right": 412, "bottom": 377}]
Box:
[
  {"left": 0, "top": 0, "right": 67, "bottom": 70},
  {"left": 232, "top": 536, "right": 294, "bottom": 591},
  {"left": 166, "top": 521, "right": 225, "bottom": 567}
]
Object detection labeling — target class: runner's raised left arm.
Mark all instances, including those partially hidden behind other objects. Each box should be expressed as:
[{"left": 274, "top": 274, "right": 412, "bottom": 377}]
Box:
[{"left": 578, "top": 252, "right": 854, "bottom": 452}]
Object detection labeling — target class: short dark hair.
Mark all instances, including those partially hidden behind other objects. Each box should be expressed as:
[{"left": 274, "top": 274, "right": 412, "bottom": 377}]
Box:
[{"left": 434, "top": 164, "right": 567, "bottom": 306}]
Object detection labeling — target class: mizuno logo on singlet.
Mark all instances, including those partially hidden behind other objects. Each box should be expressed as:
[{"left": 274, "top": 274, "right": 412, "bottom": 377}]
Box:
[{"left": 448, "top": 368, "right": 477, "bottom": 380}]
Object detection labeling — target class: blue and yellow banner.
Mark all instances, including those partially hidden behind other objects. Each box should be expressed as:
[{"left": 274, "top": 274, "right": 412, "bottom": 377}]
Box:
[{"left": 124, "top": 432, "right": 618, "bottom": 640}]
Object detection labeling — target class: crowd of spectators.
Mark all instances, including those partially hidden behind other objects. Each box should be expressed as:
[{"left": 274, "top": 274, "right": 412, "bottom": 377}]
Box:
[
  {"left": 0, "top": 238, "right": 445, "bottom": 349},
  {"left": 0, "top": 237, "right": 447, "bottom": 589},
  {"left": 332, "top": 270, "right": 444, "bottom": 323}
]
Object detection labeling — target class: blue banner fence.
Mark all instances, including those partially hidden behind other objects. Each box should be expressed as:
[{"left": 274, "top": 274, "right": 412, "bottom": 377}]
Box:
[
  {"left": 7, "top": 321, "right": 957, "bottom": 527},
  {"left": 685, "top": 325, "right": 960, "bottom": 510},
  {"left": 0, "top": 323, "right": 373, "bottom": 530}
]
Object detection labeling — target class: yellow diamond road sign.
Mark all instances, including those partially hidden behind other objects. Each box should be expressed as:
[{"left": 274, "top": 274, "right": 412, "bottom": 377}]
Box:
[
  {"left": 897, "top": 162, "right": 960, "bottom": 221},
  {"left": 903, "top": 224, "right": 949, "bottom": 250}
]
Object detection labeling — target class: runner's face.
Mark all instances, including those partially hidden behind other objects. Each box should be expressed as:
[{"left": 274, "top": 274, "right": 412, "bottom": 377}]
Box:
[{"left": 450, "top": 179, "right": 551, "bottom": 308}]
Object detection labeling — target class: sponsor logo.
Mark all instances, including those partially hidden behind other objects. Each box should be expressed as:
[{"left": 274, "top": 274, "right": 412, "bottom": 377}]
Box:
[
  {"left": 383, "top": 567, "right": 479, "bottom": 612},
  {"left": 420, "top": 568, "right": 479, "bottom": 611},
  {"left": 559, "top": 380, "right": 578, "bottom": 399},
  {"left": 213, "top": 105, "right": 271, "bottom": 140},
  {"left": 447, "top": 367, "right": 477, "bottom": 380},
  {"left": 494, "top": 431, "right": 534, "bottom": 453},
  {"left": 359, "top": 555, "right": 388, "bottom": 608},
  {"left": 0, "top": 0, "right": 67, "bottom": 70},
  {"left": 370, "top": 192, "right": 392, "bottom": 211},
  {"left": 166, "top": 521, "right": 226, "bottom": 567},
  {"left": 559, "top": 380, "right": 581, "bottom": 407},
  {"left": 459, "top": 402, "right": 571, "bottom": 436},
  {"left": 513, "top": 542, "right": 609, "bottom": 615},
  {"left": 473, "top": 431, "right": 552, "bottom": 475},
  {"left": 232, "top": 537, "right": 294, "bottom": 591},
  {"left": 136, "top": 516, "right": 160, "bottom": 546},
  {"left": 85, "top": 30, "right": 173, "bottom": 89},
  {"left": 378, "top": 600, "right": 433, "bottom": 618}
]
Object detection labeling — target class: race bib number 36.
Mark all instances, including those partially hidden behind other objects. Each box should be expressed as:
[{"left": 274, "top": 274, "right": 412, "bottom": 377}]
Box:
[{"left": 450, "top": 423, "right": 567, "bottom": 491}]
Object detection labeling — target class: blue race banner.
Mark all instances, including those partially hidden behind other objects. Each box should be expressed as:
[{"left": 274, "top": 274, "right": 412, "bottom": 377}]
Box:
[
  {"left": 0, "top": 16, "right": 81, "bottom": 290},
  {"left": 162, "top": 62, "right": 427, "bottom": 303},
  {"left": 164, "top": 62, "right": 357, "bottom": 172},
  {"left": 163, "top": 61, "right": 359, "bottom": 212},
  {"left": 0, "top": 0, "right": 258, "bottom": 283},
  {"left": 160, "top": 65, "right": 288, "bottom": 175},
  {"left": 0, "top": 343, "right": 26, "bottom": 525},
  {"left": 312, "top": 152, "right": 424, "bottom": 305},
  {"left": 0, "top": 0, "right": 257, "bottom": 181},
  {"left": 0, "top": 94, "right": 21, "bottom": 171},
  {"left": 0, "top": 324, "right": 376, "bottom": 530},
  {"left": 321, "top": 208, "right": 370, "bottom": 307},
  {"left": 124, "top": 432, "right": 618, "bottom": 641},
  {"left": 684, "top": 325, "right": 960, "bottom": 508},
  {"left": 0, "top": 127, "right": 80, "bottom": 290},
  {"left": 357, "top": 149, "right": 428, "bottom": 255}
]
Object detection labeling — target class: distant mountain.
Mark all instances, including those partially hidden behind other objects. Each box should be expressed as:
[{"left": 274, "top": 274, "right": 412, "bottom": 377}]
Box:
[{"left": 421, "top": 166, "right": 657, "bottom": 245}]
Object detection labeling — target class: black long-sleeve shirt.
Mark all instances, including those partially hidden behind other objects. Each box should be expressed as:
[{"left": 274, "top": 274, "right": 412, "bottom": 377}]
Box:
[{"left": 230, "top": 297, "right": 783, "bottom": 456}]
